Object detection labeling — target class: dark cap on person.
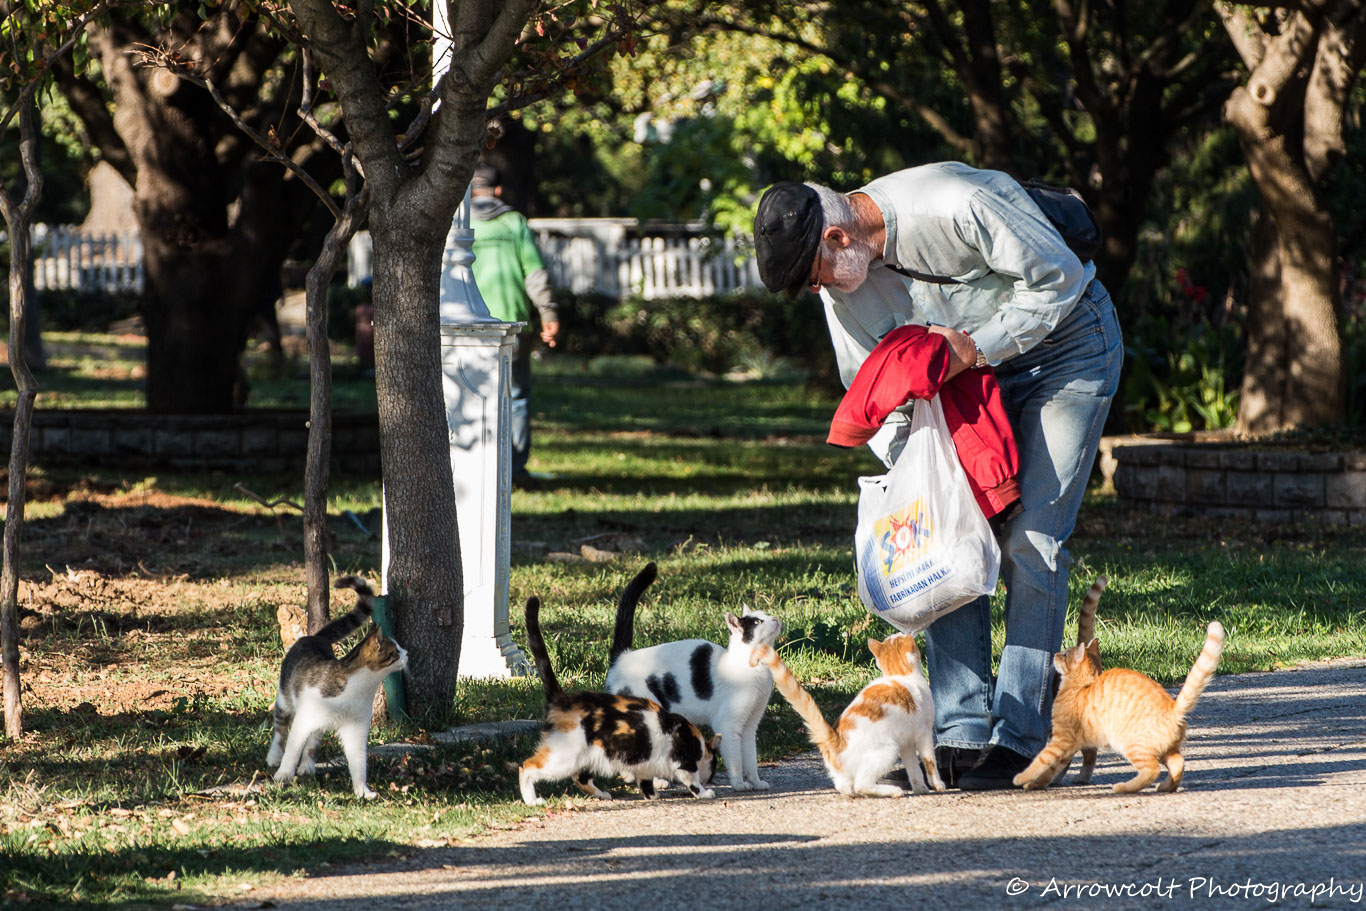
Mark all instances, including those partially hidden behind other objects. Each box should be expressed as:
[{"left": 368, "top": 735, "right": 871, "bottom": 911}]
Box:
[
  {"left": 471, "top": 163, "right": 501, "bottom": 190},
  {"left": 754, "top": 181, "right": 823, "bottom": 299}
]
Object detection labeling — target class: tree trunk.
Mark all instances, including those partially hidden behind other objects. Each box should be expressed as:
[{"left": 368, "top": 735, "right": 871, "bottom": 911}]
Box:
[
  {"left": 303, "top": 186, "right": 367, "bottom": 633},
  {"left": 1224, "top": 66, "right": 1347, "bottom": 431},
  {"left": 1237, "top": 212, "right": 1289, "bottom": 430},
  {"left": 370, "top": 210, "right": 463, "bottom": 721},
  {"left": 1, "top": 102, "right": 43, "bottom": 740},
  {"left": 56, "top": 13, "right": 337, "bottom": 414},
  {"left": 140, "top": 236, "right": 261, "bottom": 413}
]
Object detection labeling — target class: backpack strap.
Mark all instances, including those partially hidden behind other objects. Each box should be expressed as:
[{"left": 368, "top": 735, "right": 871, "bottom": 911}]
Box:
[{"left": 883, "top": 263, "right": 962, "bottom": 285}]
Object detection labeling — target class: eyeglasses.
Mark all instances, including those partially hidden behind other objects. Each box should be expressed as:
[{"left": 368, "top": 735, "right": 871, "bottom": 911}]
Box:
[{"left": 807, "top": 245, "right": 824, "bottom": 293}]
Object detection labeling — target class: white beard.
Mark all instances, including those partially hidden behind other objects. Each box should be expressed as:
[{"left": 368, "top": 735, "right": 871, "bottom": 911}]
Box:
[{"left": 826, "top": 240, "right": 878, "bottom": 292}]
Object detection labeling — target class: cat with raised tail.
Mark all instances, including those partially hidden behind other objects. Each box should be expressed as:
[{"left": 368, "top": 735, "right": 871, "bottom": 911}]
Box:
[
  {"left": 1015, "top": 619, "right": 1226, "bottom": 794},
  {"left": 1051, "top": 576, "right": 1108, "bottom": 786},
  {"left": 267, "top": 576, "right": 408, "bottom": 799},
  {"left": 517, "top": 595, "right": 720, "bottom": 806},
  {"left": 750, "top": 635, "right": 945, "bottom": 798},
  {"left": 605, "top": 562, "right": 782, "bottom": 791}
]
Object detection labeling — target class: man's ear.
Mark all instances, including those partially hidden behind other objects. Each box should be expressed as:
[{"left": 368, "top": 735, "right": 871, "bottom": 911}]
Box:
[{"left": 824, "top": 225, "right": 853, "bottom": 249}]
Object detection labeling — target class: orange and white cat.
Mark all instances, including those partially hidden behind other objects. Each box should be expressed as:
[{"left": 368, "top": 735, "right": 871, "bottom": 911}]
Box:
[
  {"left": 1015, "top": 619, "right": 1225, "bottom": 794},
  {"left": 751, "top": 634, "right": 945, "bottom": 798}
]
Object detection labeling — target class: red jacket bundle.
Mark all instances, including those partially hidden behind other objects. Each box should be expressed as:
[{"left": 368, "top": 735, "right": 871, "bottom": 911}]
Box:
[{"left": 827, "top": 325, "right": 1021, "bottom": 520}]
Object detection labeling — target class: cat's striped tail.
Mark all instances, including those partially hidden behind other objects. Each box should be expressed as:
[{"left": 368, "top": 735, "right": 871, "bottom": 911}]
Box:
[
  {"left": 751, "top": 644, "right": 844, "bottom": 763},
  {"left": 314, "top": 575, "right": 376, "bottom": 645},
  {"left": 1077, "top": 576, "right": 1107, "bottom": 646},
  {"left": 1173, "top": 621, "right": 1225, "bottom": 717}
]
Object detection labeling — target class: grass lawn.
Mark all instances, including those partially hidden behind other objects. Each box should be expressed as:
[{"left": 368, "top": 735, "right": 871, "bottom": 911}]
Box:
[{"left": 2, "top": 343, "right": 1364, "bottom": 908}]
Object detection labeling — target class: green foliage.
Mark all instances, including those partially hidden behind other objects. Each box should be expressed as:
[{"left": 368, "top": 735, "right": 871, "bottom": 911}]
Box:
[
  {"left": 1123, "top": 320, "right": 1241, "bottom": 433},
  {"left": 518, "top": 25, "right": 953, "bottom": 230},
  {"left": 1116, "top": 126, "right": 1256, "bottom": 433}
]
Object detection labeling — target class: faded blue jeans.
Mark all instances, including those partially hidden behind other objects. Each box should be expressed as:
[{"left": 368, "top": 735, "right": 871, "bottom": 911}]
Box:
[
  {"left": 509, "top": 333, "right": 532, "bottom": 476},
  {"left": 922, "top": 279, "right": 1123, "bottom": 759}
]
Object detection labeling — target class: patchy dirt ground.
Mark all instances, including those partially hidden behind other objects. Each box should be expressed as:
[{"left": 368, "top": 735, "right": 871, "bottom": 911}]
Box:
[{"left": 6, "top": 475, "right": 381, "bottom": 722}]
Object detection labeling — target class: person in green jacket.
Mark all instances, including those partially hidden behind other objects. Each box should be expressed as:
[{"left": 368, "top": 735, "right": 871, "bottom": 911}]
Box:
[{"left": 470, "top": 163, "right": 560, "bottom": 489}]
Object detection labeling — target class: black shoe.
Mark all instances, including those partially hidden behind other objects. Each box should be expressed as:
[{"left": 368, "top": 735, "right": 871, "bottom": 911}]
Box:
[
  {"left": 934, "top": 746, "right": 984, "bottom": 789},
  {"left": 878, "top": 746, "right": 983, "bottom": 789},
  {"left": 956, "top": 745, "right": 1033, "bottom": 791},
  {"left": 877, "top": 767, "right": 914, "bottom": 788},
  {"left": 511, "top": 472, "right": 542, "bottom": 491}
]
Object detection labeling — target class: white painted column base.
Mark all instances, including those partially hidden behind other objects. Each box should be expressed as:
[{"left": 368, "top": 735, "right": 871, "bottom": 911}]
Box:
[{"left": 438, "top": 320, "right": 530, "bottom": 679}]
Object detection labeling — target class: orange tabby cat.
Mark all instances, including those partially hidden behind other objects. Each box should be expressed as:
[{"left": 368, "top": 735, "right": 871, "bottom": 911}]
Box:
[
  {"left": 1015, "top": 619, "right": 1225, "bottom": 794},
  {"left": 751, "top": 635, "right": 944, "bottom": 797},
  {"left": 1051, "top": 576, "right": 1107, "bottom": 785}
]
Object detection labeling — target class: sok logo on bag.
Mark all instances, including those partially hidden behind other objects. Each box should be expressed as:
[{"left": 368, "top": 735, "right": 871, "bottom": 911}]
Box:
[{"left": 872, "top": 500, "right": 956, "bottom": 605}]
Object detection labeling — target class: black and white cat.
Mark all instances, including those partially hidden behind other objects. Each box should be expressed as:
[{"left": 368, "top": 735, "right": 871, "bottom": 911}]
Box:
[
  {"left": 518, "top": 595, "right": 720, "bottom": 806},
  {"left": 267, "top": 576, "right": 408, "bottom": 799},
  {"left": 604, "top": 562, "right": 782, "bottom": 791}
]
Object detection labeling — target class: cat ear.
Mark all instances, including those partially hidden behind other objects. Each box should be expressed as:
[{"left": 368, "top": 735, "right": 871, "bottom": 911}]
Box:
[
  {"left": 725, "top": 612, "right": 742, "bottom": 633},
  {"left": 866, "top": 637, "right": 882, "bottom": 657}
]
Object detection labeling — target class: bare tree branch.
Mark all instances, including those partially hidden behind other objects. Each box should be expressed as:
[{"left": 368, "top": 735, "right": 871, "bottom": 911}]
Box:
[{"left": 137, "top": 43, "right": 346, "bottom": 220}]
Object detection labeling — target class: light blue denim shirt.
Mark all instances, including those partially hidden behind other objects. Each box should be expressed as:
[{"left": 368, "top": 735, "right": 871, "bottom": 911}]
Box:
[{"left": 821, "top": 162, "right": 1096, "bottom": 390}]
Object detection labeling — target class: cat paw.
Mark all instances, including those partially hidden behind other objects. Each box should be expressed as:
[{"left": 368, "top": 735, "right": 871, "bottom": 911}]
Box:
[
  {"left": 356, "top": 787, "right": 378, "bottom": 800},
  {"left": 272, "top": 768, "right": 294, "bottom": 784},
  {"left": 297, "top": 758, "right": 317, "bottom": 776},
  {"left": 692, "top": 787, "right": 716, "bottom": 800},
  {"left": 523, "top": 796, "right": 546, "bottom": 807},
  {"left": 729, "top": 780, "right": 756, "bottom": 792},
  {"left": 750, "top": 779, "right": 771, "bottom": 791}
]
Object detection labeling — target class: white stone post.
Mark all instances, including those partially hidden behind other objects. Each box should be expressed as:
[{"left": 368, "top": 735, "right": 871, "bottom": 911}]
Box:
[
  {"left": 380, "top": 2, "right": 529, "bottom": 679},
  {"left": 438, "top": 197, "right": 529, "bottom": 678}
]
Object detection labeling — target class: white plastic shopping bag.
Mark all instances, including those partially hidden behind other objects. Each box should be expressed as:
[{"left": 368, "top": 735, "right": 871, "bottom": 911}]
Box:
[{"left": 854, "top": 394, "right": 1001, "bottom": 632}]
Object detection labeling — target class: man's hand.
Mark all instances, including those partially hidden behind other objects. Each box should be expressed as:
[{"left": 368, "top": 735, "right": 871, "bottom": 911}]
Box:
[
  {"left": 540, "top": 320, "right": 560, "bottom": 348},
  {"left": 927, "top": 325, "right": 978, "bottom": 379}
]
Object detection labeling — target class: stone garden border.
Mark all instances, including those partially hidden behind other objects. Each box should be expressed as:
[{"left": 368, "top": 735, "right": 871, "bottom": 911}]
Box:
[
  {"left": 0, "top": 409, "right": 380, "bottom": 474},
  {"left": 1105, "top": 434, "right": 1366, "bottom": 526}
]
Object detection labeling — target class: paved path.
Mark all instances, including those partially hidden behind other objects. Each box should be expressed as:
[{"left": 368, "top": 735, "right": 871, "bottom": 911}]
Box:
[{"left": 239, "top": 660, "right": 1366, "bottom": 911}]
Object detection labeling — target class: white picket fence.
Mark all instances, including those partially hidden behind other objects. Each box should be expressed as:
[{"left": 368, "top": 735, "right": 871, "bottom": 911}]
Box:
[
  {"left": 540, "top": 233, "right": 762, "bottom": 299},
  {"left": 21, "top": 219, "right": 764, "bottom": 300},
  {"left": 347, "top": 219, "right": 764, "bottom": 299},
  {"left": 23, "top": 224, "right": 145, "bottom": 293}
]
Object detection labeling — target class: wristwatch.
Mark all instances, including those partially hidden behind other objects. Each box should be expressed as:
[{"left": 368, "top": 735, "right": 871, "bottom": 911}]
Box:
[{"left": 964, "top": 330, "right": 988, "bottom": 368}]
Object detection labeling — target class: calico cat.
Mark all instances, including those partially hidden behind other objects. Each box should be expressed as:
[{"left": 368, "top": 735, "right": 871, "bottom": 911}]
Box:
[
  {"left": 604, "top": 562, "right": 782, "bottom": 791},
  {"left": 518, "top": 595, "right": 720, "bottom": 806},
  {"left": 1051, "top": 576, "right": 1107, "bottom": 786},
  {"left": 750, "top": 635, "right": 945, "bottom": 798},
  {"left": 267, "top": 576, "right": 408, "bottom": 799},
  {"left": 1015, "top": 619, "right": 1225, "bottom": 794}
]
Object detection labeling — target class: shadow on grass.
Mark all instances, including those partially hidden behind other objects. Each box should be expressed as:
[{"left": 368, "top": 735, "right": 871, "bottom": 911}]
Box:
[{"left": 2, "top": 834, "right": 413, "bottom": 910}]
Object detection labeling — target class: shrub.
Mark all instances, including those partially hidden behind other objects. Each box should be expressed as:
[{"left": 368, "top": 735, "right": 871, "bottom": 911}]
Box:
[
  {"left": 553, "top": 288, "right": 840, "bottom": 390},
  {"left": 1, "top": 289, "right": 143, "bottom": 334}
]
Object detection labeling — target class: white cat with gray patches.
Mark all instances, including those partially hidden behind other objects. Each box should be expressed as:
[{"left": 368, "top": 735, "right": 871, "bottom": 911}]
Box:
[
  {"left": 267, "top": 576, "right": 408, "bottom": 799},
  {"left": 604, "top": 563, "right": 782, "bottom": 791}
]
